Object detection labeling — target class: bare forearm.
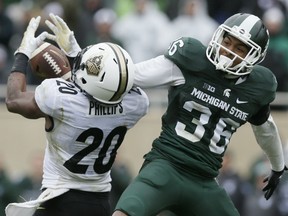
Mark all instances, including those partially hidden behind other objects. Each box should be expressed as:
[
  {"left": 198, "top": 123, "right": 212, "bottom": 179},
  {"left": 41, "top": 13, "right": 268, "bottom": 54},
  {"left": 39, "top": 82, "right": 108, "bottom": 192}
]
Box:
[
  {"left": 6, "top": 72, "right": 26, "bottom": 102},
  {"left": 6, "top": 52, "right": 29, "bottom": 112},
  {"left": 6, "top": 56, "right": 44, "bottom": 119},
  {"left": 6, "top": 73, "right": 39, "bottom": 118}
]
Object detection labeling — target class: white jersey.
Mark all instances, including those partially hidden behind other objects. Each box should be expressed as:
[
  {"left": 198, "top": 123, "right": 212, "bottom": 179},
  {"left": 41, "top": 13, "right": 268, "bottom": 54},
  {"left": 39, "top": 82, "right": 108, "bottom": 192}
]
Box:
[{"left": 35, "top": 78, "right": 149, "bottom": 192}]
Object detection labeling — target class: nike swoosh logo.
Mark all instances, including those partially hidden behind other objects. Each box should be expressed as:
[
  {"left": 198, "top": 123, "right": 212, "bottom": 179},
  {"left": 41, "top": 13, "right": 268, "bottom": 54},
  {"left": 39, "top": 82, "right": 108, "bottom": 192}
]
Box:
[{"left": 236, "top": 98, "right": 248, "bottom": 104}]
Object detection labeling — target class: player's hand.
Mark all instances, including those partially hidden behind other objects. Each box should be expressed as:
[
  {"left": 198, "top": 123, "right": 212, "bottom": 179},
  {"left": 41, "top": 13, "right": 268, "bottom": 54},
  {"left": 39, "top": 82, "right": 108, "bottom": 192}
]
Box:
[
  {"left": 45, "top": 13, "right": 81, "bottom": 57},
  {"left": 262, "top": 168, "right": 285, "bottom": 200},
  {"left": 15, "top": 16, "right": 47, "bottom": 59}
]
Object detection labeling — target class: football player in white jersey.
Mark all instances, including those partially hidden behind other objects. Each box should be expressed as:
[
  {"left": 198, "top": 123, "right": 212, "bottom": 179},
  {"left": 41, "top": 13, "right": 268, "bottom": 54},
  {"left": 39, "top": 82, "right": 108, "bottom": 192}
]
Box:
[{"left": 5, "top": 16, "right": 149, "bottom": 216}]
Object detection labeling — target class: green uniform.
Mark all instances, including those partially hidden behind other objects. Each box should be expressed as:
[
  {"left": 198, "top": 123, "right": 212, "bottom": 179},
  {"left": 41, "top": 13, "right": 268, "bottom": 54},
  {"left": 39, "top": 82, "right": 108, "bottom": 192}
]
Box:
[{"left": 115, "top": 37, "right": 277, "bottom": 216}]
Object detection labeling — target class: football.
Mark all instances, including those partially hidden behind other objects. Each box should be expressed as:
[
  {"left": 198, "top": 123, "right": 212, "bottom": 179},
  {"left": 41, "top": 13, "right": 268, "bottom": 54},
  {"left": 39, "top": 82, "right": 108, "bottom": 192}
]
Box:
[{"left": 29, "top": 42, "right": 71, "bottom": 80}]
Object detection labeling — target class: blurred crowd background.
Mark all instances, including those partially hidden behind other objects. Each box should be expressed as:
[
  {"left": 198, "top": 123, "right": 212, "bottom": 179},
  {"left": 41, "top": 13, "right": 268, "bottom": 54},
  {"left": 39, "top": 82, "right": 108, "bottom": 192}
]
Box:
[
  {"left": 0, "top": 0, "right": 288, "bottom": 215},
  {"left": 0, "top": 0, "right": 287, "bottom": 91}
]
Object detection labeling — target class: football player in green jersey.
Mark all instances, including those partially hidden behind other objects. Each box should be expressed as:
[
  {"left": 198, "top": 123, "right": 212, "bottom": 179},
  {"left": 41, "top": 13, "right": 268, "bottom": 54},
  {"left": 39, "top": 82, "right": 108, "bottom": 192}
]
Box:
[
  {"left": 111, "top": 13, "right": 286, "bottom": 216},
  {"left": 46, "top": 12, "right": 286, "bottom": 216}
]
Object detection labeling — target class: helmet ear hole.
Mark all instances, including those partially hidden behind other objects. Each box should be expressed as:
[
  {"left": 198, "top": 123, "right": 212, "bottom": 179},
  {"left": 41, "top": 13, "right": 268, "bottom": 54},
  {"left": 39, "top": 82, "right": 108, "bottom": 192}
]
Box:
[
  {"left": 100, "top": 72, "right": 106, "bottom": 82},
  {"left": 80, "top": 63, "right": 85, "bottom": 70},
  {"left": 81, "top": 78, "right": 87, "bottom": 84}
]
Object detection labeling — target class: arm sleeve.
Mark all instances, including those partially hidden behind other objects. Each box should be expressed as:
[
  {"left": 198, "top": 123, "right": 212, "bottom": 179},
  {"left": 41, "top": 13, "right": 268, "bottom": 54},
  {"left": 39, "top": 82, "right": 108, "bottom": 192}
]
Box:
[
  {"left": 134, "top": 55, "right": 185, "bottom": 88},
  {"left": 251, "top": 114, "right": 285, "bottom": 172}
]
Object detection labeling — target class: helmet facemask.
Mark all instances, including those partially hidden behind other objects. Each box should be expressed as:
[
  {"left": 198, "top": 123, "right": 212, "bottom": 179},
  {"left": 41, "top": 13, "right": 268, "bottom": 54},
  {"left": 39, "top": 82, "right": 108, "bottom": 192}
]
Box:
[
  {"left": 71, "top": 46, "right": 90, "bottom": 84},
  {"left": 206, "top": 13, "right": 269, "bottom": 78}
]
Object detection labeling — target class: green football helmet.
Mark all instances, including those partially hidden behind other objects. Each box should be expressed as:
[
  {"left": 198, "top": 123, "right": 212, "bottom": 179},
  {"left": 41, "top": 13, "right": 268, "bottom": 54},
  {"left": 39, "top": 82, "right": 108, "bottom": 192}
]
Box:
[{"left": 206, "top": 13, "right": 269, "bottom": 77}]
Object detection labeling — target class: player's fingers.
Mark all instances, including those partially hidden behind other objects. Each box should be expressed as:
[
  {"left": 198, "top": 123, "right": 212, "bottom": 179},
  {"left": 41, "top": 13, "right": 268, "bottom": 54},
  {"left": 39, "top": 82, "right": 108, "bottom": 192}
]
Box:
[
  {"left": 265, "top": 189, "right": 273, "bottom": 200},
  {"left": 49, "top": 13, "right": 62, "bottom": 30},
  {"left": 45, "top": 20, "right": 57, "bottom": 32},
  {"left": 263, "top": 176, "right": 269, "bottom": 183},
  {"left": 45, "top": 20, "right": 59, "bottom": 35},
  {"left": 35, "top": 32, "right": 48, "bottom": 46},
  {"left": 55, "top": 15, "right": 69, "bottom": 31},
  {"left": 45, "top": 33, "right": 56, "bottom": 42},
  {"left": 28, "top": 16, "right": 41, "bottom": 32}
]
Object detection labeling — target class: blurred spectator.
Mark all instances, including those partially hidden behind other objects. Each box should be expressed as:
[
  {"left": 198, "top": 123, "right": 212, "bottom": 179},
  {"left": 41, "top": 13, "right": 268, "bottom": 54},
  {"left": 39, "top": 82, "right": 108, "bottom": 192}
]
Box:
[
  {"left": 156, "top": 0, "right": 180, "bottom": 20},
  {"left": 42, "top": 1, "right": 64, "bottom": 18},
  {"left": 218, "top": 151, "right": 250, "bottom": 215},
  {"left": 0, "top": 44, "right": 11, "bottom": 83},
  {"left": 170, "top": 0, "right": 218, "bottom": 45},
  {"left": 0, "top": 0, "right": 14, "bottom": 50},
  {"left": 241, "top": 0, "right": 286, "bottom": 18},
  {"left": 274, "top": 140, "right": 288, "bottom": 215},
  {"left": 276, "top": 172, "right": 288, "bottom": 215},
  {"left": 5, "top": 2, "right": 30, "bottom": 54},
  {"left": 13, "top": 150, "right": 44, "bottom": 202},
  {"left": 261, "top": 7, "right": 288, "bottom": 93},
  {"left": 110, "top": 160, "right": 133, "bottom": 212},
  {"left": 113, "top": 0, "right": 134, "bottom": 17},
  {"left": 206, "top": 0, "right": 243, "bottom": 24},
  {"left": 111, "top": 0, "right": 170, "bottom": 62},
  {"left": 242, "top": 155, "right": 279, "bottom": 216},
  {"left": 0, "top": 156, "right": 18, "bottom": 216},
  {"left": 77, "top": 0, "right": 104, "bottom": 47},
  {"left": 86, "top": 8, "right": 122, "bottom": 45}
]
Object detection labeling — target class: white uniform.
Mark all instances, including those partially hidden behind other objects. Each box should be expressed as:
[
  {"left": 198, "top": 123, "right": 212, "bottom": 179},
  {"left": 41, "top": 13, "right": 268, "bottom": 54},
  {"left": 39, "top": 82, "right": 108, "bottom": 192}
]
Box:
[{"left": 34, "top": 78, "right": 149, "bottom": 192}]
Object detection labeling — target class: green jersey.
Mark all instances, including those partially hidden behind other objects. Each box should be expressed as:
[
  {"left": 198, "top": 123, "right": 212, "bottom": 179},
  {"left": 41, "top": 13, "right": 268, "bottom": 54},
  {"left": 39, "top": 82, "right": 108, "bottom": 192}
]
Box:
[{"left": 145, "top": 37, "right": 277, "bottom": 178}]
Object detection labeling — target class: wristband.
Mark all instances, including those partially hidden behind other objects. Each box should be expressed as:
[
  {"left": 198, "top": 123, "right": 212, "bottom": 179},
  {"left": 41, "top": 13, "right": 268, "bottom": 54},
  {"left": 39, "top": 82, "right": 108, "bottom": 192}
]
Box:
[{"left": 11, "top": 53, "right": 29, "bottom": 74}]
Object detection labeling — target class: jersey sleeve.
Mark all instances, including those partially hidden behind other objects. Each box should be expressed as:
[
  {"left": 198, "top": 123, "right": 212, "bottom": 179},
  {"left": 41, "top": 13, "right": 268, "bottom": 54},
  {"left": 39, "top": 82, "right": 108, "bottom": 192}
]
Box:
[
  {"left": 134, "top": 55, "right": 185, "bottom": 88},
  {"left": 35, "top": 78, "right": 63, "bottom": 118},
  {"left": 250, "top": 65, "right": 277, "bottom": 106},
  {"left": 164, "top": 37, "right": 208, "bottom": 72}
]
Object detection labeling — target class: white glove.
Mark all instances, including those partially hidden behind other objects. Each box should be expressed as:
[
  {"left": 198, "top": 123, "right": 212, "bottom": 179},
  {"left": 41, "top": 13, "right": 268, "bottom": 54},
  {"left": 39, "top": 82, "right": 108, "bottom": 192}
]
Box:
[
  {"left": 45, "top": 13, "right": 81, "bottom": 57},
  {"left": 15, "top": 16, "right": 47, "bottom": 59}
]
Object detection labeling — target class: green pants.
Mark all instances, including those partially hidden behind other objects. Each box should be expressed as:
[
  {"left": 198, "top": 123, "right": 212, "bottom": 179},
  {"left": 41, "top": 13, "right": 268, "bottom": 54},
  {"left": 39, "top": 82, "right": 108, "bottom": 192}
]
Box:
[{"left": 115, "top": 159, "right": 240, "bottom": 216}]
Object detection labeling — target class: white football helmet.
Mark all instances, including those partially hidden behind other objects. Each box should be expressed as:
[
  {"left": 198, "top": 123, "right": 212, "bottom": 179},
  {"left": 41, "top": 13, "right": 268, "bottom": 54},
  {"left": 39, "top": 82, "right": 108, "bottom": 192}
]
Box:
[
  {"left": 72, "top": 43, "right": 135, "bottom": 104},
  {"left": 206, "top": 13, "right": 269, "bottom": 77}
]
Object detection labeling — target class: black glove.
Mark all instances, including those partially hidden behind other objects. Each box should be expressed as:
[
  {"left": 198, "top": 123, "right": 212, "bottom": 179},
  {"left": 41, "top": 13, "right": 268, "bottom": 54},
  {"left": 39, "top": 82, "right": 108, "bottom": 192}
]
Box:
[{"left": 262, "top": 167, "right": 285, "bottom": 200}]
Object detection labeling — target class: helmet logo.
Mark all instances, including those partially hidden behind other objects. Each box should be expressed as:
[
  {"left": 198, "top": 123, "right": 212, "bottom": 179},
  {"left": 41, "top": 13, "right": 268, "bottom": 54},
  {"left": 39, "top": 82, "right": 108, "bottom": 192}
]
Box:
[{"left": 86, "top": 55, "right": 103, "bottom": 76}]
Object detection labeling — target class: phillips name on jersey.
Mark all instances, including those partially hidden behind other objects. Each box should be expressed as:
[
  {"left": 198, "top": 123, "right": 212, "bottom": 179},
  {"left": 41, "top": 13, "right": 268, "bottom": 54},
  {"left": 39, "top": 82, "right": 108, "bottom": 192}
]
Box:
[{"left": 89, "top": 101, "right": 123, "bottom": 116}]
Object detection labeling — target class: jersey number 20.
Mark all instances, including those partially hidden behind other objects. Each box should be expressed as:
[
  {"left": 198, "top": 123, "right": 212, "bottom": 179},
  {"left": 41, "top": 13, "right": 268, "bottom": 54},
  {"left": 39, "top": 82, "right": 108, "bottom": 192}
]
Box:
[{"left": 64, "top": 126, "right": 127, "bottom": 174}]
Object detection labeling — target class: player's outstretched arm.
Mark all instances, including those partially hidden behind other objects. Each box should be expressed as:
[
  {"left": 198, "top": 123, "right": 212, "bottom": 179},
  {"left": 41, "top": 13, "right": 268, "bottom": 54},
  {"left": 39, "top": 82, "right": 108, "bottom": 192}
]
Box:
[
  {"left": 45, "top": 13, "right": 81, "bottom": 57},
  {"left": 6, "top": 16, "right": 46, "bottom": 119},
  {"left": 251, "top": 114, "right": 286, "bottom": 200}
]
